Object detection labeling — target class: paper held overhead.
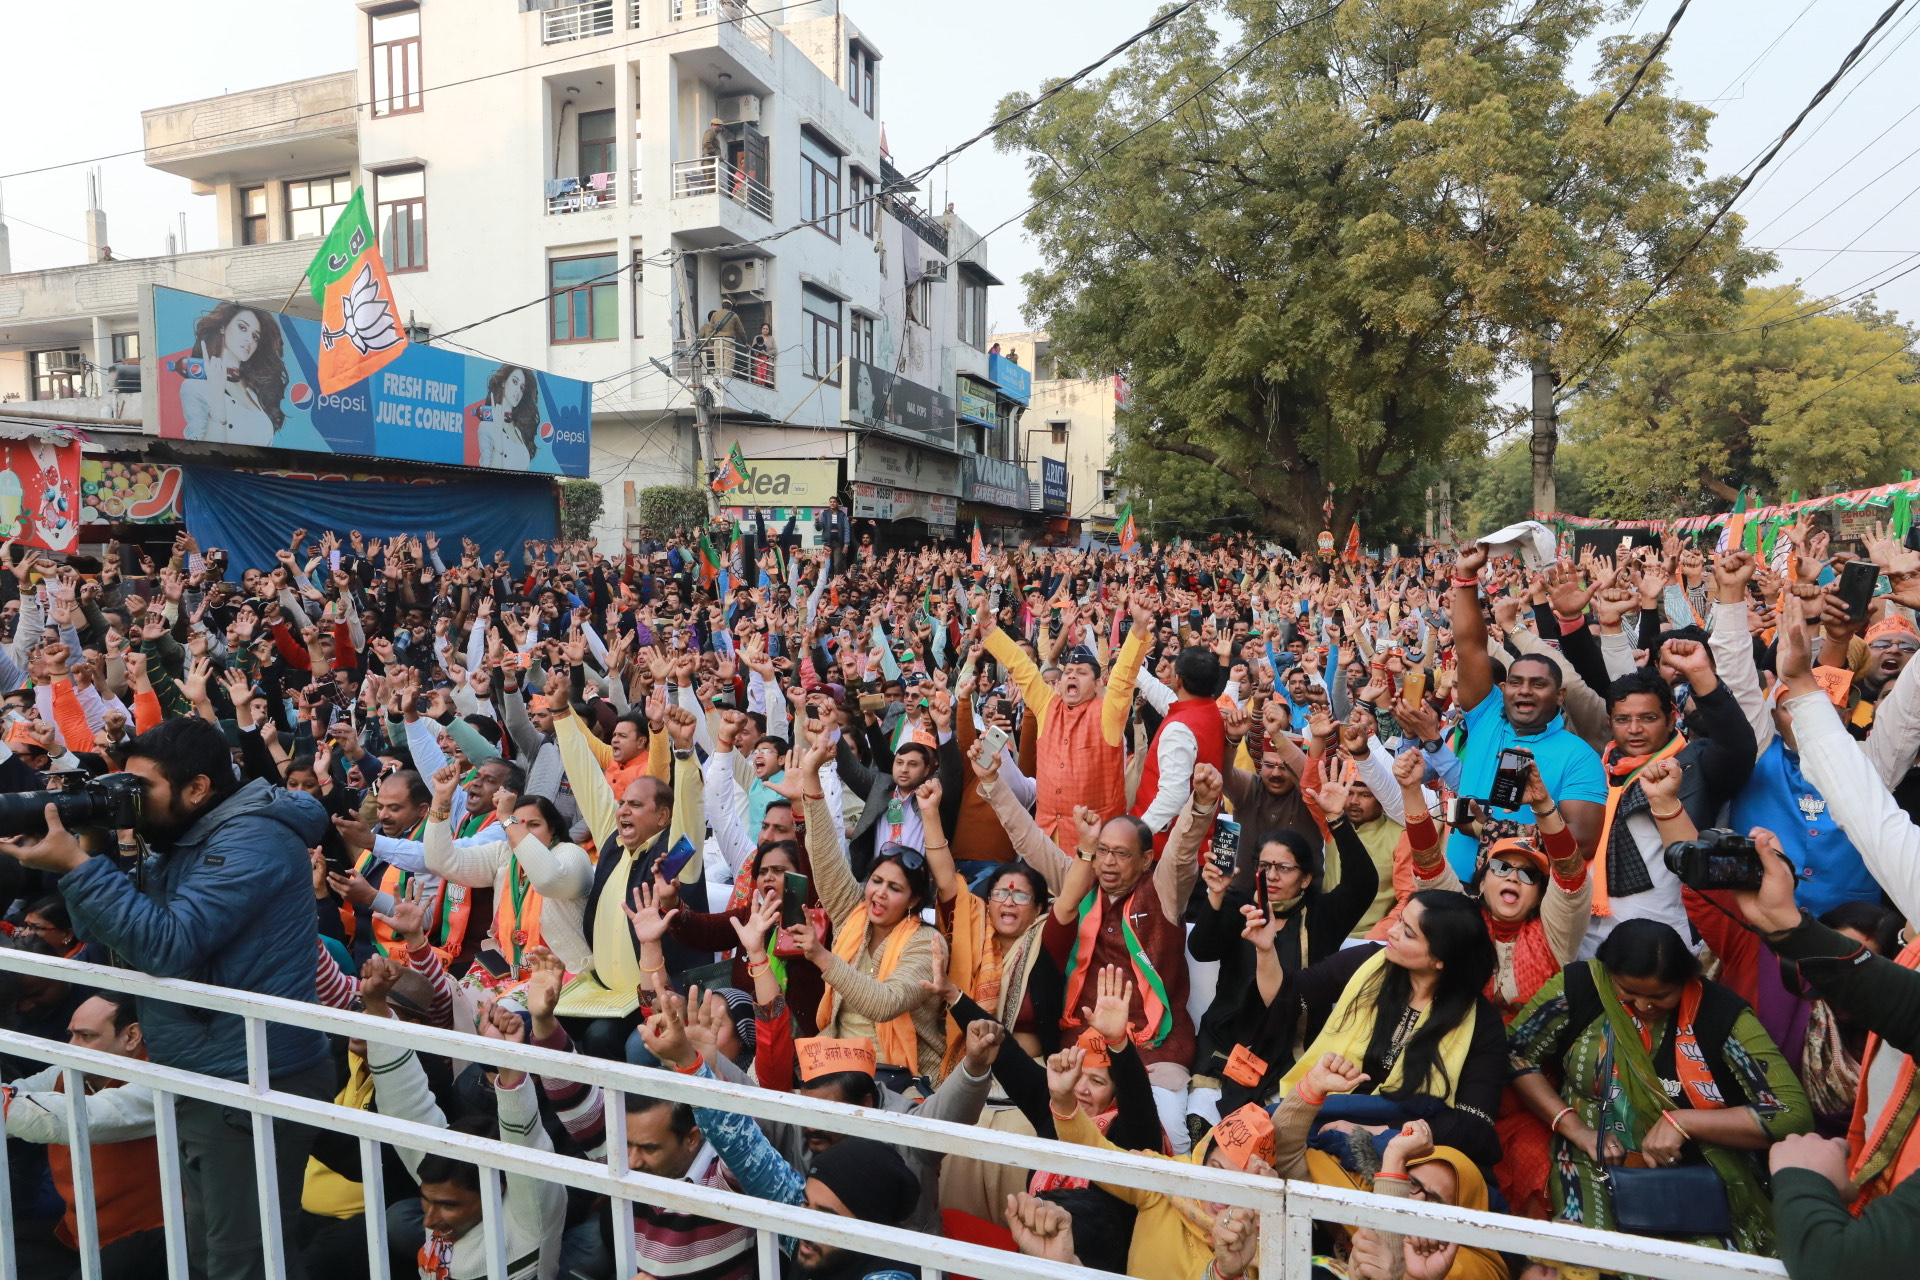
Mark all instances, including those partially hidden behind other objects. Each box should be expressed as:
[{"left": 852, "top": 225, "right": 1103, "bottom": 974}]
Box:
[{"left": 1478, "top": 520, "right": 1559, "bottom": 569}]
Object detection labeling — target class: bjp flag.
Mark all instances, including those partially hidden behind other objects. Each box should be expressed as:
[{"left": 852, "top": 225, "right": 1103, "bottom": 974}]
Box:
[
  {"left": 1117, "top": 503, "right": 1138, "bottom": 556},
  {"left": 970, "top": 520, "right": 986, "bottom": 566},
  {"left": 305, "top": 188, "right": 407, "bottom": 395}
]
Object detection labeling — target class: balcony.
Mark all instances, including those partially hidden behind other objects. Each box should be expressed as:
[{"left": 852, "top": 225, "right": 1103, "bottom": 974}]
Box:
[
  {"left": 545, "top": 172, "right": 618, "bottom": 214},
  {"left": 672, "top": 337, "right": 775, "bottom": 389},
  {"left": 143, "top": 72, "right": 358, "bottom": 184},
  {"left": 660, "top": 0, "right": 774, "bottom": 54},
  {"left": 543, "top": 0, "right": 615, "bottom": 42},
  {"left": 671, "top": 156, "right": 773, "bottom": 221}
]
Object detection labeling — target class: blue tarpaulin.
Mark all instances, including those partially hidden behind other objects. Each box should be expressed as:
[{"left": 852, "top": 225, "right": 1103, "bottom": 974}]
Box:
[{"left": 181, "top": 466, "right": 558, "bottom": 571}]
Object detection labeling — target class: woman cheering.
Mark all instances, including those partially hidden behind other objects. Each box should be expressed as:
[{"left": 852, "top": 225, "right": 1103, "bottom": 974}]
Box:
[
  {"left": 792, "top": 726, "right": 945, "bottom": 1087},
  {"left": 1508, "top": 918, "right": 1812, "bottom": 1255}
]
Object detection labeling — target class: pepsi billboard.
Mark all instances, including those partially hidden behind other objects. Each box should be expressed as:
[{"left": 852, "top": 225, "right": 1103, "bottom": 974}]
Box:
[{"left": 147, "top": 286, "right": 591, "bottom": 477}]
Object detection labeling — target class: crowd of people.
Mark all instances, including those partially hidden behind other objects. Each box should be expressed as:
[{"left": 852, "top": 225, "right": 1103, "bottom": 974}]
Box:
[{"left": 3, "top": 515, "right": 1920, "bottom": 1280}]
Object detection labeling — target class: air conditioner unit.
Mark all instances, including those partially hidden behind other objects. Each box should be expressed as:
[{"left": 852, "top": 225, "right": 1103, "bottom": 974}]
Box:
[
  {"left": 717, "top": 94, "right": 761, "bottom": 126},
  {"left": 719, "top": 256, "right": 770, "bottom": 295},
  {"left": 916, "top": 261, "right": 947, "bottom": 282}
]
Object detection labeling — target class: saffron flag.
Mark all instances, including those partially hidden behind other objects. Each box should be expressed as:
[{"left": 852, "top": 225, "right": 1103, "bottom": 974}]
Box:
[
  {"left": 1718, "top": 487, "right": 1750, "bottom": 555},
  {"left": 970, "top": 520, "right": 986, "bottom": 566},
  {"left": 712, "top": 442, "right": 748, "bottom": 495},
  {"left": 697, "top": 531, "right": 721, "bottom": 584},
  {"left": 1343, "top": 523, "right": 1361, "bottom": 563},
  {"left": 1117, "top": 504, "right": 1138, "bottom": 556},
  {"left": 305, "top": 188, "right": 407, "bottom": 395}
]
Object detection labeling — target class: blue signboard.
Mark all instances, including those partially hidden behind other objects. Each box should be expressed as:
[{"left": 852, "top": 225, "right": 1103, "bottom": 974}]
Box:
[
  {"left": 1042, "top": 456, "right": 1069, "bottom": 514},
  {"left": 989, "top": 352, "right": 1031, "bottom": 405},
  {"left": 149, "top": 285, "right": 592, "bottom": 476}
]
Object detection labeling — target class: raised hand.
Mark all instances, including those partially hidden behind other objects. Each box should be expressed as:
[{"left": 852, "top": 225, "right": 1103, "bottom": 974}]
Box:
[
  {"left": 623, "top": 881, "right": 678, "bottom": 945},
  {"left": 1306, "top": 755, "right": 1352, "bottom": 821},
  {"left": 1005, "top": 1192, "right": 1078, "bottom": 1264},
  {"left": 523, "top": 946, "right": 566, "bottom": 1034},
  {"left": 1081, "top": 964, "right": 1134, "bottom": 1045},
  {"left": 1044, "top": 1045, "right": 1085, "bottom": 1113},
  {"left": 1300, "top": 1051, "right": 1369, "bottom": 1100},
  {"left": 430, "top": 760, "right": 460, "bottom": 810},
  {"left": 728, "top": 890, "right": 782, "bottom": 958},
  {"left": 373, "top": 878, "right": 430, "bottom": 947},
  {"left": 1190, "top": 762, "right": 1223, "bottom": 810},
  {"left": 1072, "top": 803, "right": 1104, "bottom": 854}
]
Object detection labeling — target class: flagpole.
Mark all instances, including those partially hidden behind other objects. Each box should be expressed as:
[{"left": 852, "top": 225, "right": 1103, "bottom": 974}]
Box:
[{"left": 278, "top": 270, "right": 309, "bottom": 315}]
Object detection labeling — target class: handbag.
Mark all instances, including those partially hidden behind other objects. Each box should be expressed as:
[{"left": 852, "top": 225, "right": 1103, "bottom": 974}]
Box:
[{"left": 1604, "top": 1163, "right": 1733, "bottom": 1238}]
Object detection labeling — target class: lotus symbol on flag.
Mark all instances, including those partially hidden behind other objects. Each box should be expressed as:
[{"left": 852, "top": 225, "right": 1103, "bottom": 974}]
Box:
[{"left": 320, "top": 262, "right": 402, "bottom": 356}]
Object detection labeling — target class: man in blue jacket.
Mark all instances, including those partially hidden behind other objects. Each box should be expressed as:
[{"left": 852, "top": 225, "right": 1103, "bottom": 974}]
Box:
[{"left": 0, "top": 716, "right": 334, "bottom": 1280}]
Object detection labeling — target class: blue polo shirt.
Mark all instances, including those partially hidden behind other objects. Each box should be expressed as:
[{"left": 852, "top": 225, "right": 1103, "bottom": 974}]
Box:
[{"left": 1445, "top": 693, "right": 1608, "bottom": 878}]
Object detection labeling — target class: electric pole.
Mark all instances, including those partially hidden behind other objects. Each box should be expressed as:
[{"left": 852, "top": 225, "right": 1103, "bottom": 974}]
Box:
[
  {"left": 1530, "top": 345, "right": 1557, "bottom": 518},
  {"left": 651, "top": 351, "right": 721, "bottom": 519}
]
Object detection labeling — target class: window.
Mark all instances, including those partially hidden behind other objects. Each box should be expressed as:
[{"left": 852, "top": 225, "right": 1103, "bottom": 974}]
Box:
[
  {"left": 848, "top": 168, "right": 876, "bottom": 238},
  {"left": 239, "top": 186, "right": 268, "bottom": 245},
  {"left": 801, "top": 129, "right": 841, "bottom": 241},
  {"left": 286, "top": 175, "right": 353, "bottom": 240},
  {"left": 29, "top": 349, "right": 86, "bottom": 401},
  {"left": 111, "top": 333, "right": 140, "bottom": 363},
  {"left": 847, "top": 41, "right": 876, "bottom": 116},
  {"left": 850, "top": 313, "right": 876, "bottom": 366},
  {"left": 957, "top": 268, "right": 989, "bottom": 349},
  {"left": 802, "top": 285, "right": 841, "bottom": 383},
  {"left": 578, "top": 109, "right": 616, "bottom": 178},
  {"left": 375, "top": 167, "right": 427, "bottom": 271},
  {"left": 1100, "top": 469, "right": 1119, "bottom": 503},
  {"left": 631, "top": 245, "right": 645, "bottom": 339},
  {"left": 550, "top": 253, "right": 619, "bottom": 343},
  {"left": 907, "top": 276, "right": 935, "bottom": 328},
  {"left": 1050, "top": 421, "right": 1068, "bottom": 446},
  {"left": 371, "top": 5, "right": 423, "bottom": 117}
]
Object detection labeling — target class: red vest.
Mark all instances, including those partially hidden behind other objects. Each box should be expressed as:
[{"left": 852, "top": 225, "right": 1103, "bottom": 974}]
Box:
[
  {"left": 1035, "top": 697, "right": 1130, "bottom": 848},
  {"left": 48, "top": 1078, "right": 163, "bottom": 1249},
  {"left": 1133, "top": 696, "right": 1228, "bottom": 852}
]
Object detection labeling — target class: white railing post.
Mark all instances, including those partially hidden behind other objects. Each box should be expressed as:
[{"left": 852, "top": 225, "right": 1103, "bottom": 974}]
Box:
[
  {"left": 151, "top": 1090, "right": 191, "bottom": 1280},
  {"left": 479, "top": 1165, "right": 510, "bottom": 1280},
  {"left": 361, "top": 1135, "right": 390, "bottom": 1279},
  {"left": 755, "top": 1227, "right": 781, "bottom": 1277},
  {"left": 605, "top": 1086, "right": 638, "bottom": 1280},
  {"left": 62, "top": 1066, "right": 102, "bottom": 1280},
  {"left": 0, "top": 1095, "right": 15, "bottom": 1280},
  {"left": 243, "top": 1016, "right": 288, "bottom": 1280}
]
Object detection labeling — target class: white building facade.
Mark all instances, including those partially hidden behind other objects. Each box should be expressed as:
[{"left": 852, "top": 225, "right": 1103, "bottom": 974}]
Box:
[
  {"left": 991, "top": 329, "right": 1121, "bottom": 545},
  {"left": 0, "top": 0, "right": 1026, "bottom": 546}
]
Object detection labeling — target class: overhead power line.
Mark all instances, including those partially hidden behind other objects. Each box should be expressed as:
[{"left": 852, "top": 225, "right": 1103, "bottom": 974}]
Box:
[
  {"left": 1557, "top": 0, "right": 1914, "bottom": 402},
  {"left": 1603, "top": 0, "right": 1693, "bottom": 125}
]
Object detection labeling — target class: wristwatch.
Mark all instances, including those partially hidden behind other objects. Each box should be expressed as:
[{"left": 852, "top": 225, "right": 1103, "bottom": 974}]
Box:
[{"left": 1421, "top": 737, "right": 1443, "bottom": 753}]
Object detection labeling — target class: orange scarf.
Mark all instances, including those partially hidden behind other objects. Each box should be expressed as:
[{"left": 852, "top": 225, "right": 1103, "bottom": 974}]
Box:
[
  {"left": 1592, "top": 734, "right": 1686, "bottom": 917},
  {"left": 495, "top": 858, "right": 545, "bottom": 974},
  {"left": 817, "top": 911, "right": 923, "bottom": 1070}
]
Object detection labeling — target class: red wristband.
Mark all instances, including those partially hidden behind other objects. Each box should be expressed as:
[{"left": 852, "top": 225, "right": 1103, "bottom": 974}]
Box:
[
  {"left": 1450, "top": 576, "right": 1480, "bottom": 589},
  {"left": 1292, "top": 1085, "right": 1327, "bottom": 1108},
  {"left": 1540, "top": 820, "right": 1578, "bottom": 864},
  {"left": 674, "top": 1056, "right": 705, "bottom": 1075},
  {"left": 1373, "top": 1170, "right": 1411, "bottom": 1182}
]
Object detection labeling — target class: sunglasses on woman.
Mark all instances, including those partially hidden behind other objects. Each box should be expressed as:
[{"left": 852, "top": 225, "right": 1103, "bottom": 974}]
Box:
[
  {"left": 878, "top": 841, "right": 926, "bottom": 872},
  {"left": 1486, "top": 856, "right": 1544, "bottom": 887}
]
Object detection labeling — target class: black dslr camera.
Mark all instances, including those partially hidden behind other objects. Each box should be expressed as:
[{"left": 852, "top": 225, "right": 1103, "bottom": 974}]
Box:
[
  {"left": 1663, "top": 828, "right": 1763, "bottom": 892},
  {"left": 0, "top": 770, "right": 142, "bottom": 838}
]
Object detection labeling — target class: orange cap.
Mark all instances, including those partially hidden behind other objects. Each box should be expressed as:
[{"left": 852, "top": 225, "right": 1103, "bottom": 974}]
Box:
[
  {"left": 1210, "top": 1103, "right": 1277, "bottom": 1171},
  {"left": 795, "top": 1036, "right": 876, "bottom": 1082}
]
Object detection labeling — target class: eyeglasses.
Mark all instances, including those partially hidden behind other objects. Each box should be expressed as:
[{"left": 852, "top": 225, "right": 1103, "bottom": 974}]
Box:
[
  {"left": 1258, "top": 861, "right": 1301, "bottom": 878},
  {"left": 878, "top": 842, "right": 926, "bottom": 872},
  {"left": 1406, "top": 1173, "right": 1438, "bottom": 1202},
  {"left": 1486, "top": 856, "right": 1545, "bottom": 887},
  {"left": 989, "top": 887, "right": 1034, "bottom": 905},
  {"left": 1093, "top": 843, "right": 1140, "bottom": 861},
  {"left": 1869, "top": 639, "right": 1920, "bottom": 653}
]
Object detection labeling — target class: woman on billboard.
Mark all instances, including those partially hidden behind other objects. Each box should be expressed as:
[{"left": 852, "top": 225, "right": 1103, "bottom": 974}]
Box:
[
  {"left": 469, "top": 364, "right": 556, "bottom": 472},
  {"left": 178, "top": 303, "right": 291, "bottom": 446}
]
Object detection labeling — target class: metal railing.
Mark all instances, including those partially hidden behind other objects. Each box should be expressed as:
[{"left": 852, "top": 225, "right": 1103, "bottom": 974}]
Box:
[
  {"left": 664, "top": 0, "right": 774, "bottom": 53},
  {"left": 542, "top": 0, "right": 614, "bottom": 42},
  {"left": 0, "top": 949, "right": 1787, "bottom": 1280},
  {"left": 671, "top": 154, "right": 773, "bottom": 220},
  {"left": 545, "top": 172, "right": 617, "bottom": 214},
  {"left": 674, "top": 337, "right": 776, "bottom": 388}
]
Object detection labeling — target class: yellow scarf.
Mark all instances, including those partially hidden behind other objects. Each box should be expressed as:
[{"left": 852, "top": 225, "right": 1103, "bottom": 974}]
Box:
[
  {"left": 590, "top": 844, "right": 645, "bottom": 994},
  {"left": 818, "top": 909, "right": 923, "bottom": 1071},
  {"left": 1277, "top": 949, "right": 1478, "bottom": 1101},
  {"left": 301, "top": 1054, "right": 374, "bottom": 1218}
]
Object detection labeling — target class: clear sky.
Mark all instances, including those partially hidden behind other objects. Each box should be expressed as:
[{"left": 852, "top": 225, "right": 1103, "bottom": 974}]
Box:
[{"left": 2, "top": 0, "right": 1916, "bottom": 367}]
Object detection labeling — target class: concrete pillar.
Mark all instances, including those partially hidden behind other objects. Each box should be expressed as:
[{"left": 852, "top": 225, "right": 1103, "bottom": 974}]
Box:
[{"left": 84, "top": 169, "right": 110, "bottom": 263}]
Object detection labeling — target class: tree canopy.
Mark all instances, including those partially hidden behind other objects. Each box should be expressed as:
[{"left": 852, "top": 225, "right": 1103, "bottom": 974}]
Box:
[
  {"left": 997, "top": 0, "right": 1763, "bottom": 546},
  {"left": 1566, "top": 284, "right": 1920, "bottom": 518}
]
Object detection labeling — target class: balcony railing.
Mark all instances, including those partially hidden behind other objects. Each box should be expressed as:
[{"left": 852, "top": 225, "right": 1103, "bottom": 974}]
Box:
[
  {"left": 675, "top": 336, "right": 776, "bottom": 388},
  {"left": 671, "top": 155, "right": 773, "bottom": 221},
  {"left": 545, "top": 172, "right": 617, "bottom": 214},
  {"left": 663, "top": 0, "right": 774, "bottom": 53},
  {"left": 543, "top": 0, "right": 614, "bottom": 42}
]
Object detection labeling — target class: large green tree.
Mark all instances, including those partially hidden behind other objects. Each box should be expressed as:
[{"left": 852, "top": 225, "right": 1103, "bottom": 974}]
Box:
[
  {"left": 998, "top": 0, "right": 1763, "bottom": 545},
  {"left": 1566, "top": 284, "right": 1920, "bottom": 518}
]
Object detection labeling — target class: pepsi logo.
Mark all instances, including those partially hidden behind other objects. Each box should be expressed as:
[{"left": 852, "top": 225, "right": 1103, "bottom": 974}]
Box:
[
  {"left": 539, "top": 421, "right": 554, "bottom": 442},
  {"left": 289, "top": 383, "right": 314, "bottom": 409}
]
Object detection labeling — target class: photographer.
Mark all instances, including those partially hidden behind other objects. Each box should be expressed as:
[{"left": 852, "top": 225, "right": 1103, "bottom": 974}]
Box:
[
  {"left": 1731, "top": 823, "right": 1920, "bottom": 1274},
  {"left": 0, "top": 715, "right": 334, "bottom": 1280}
]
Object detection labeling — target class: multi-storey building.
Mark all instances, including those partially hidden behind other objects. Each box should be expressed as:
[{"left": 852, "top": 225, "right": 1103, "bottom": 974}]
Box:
[
  {"left": 0, "top": 0, "right": 1027, "bottom": 549},
  {"left": 991, "top": 329, "right": 1121, "bottom": 546}
]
